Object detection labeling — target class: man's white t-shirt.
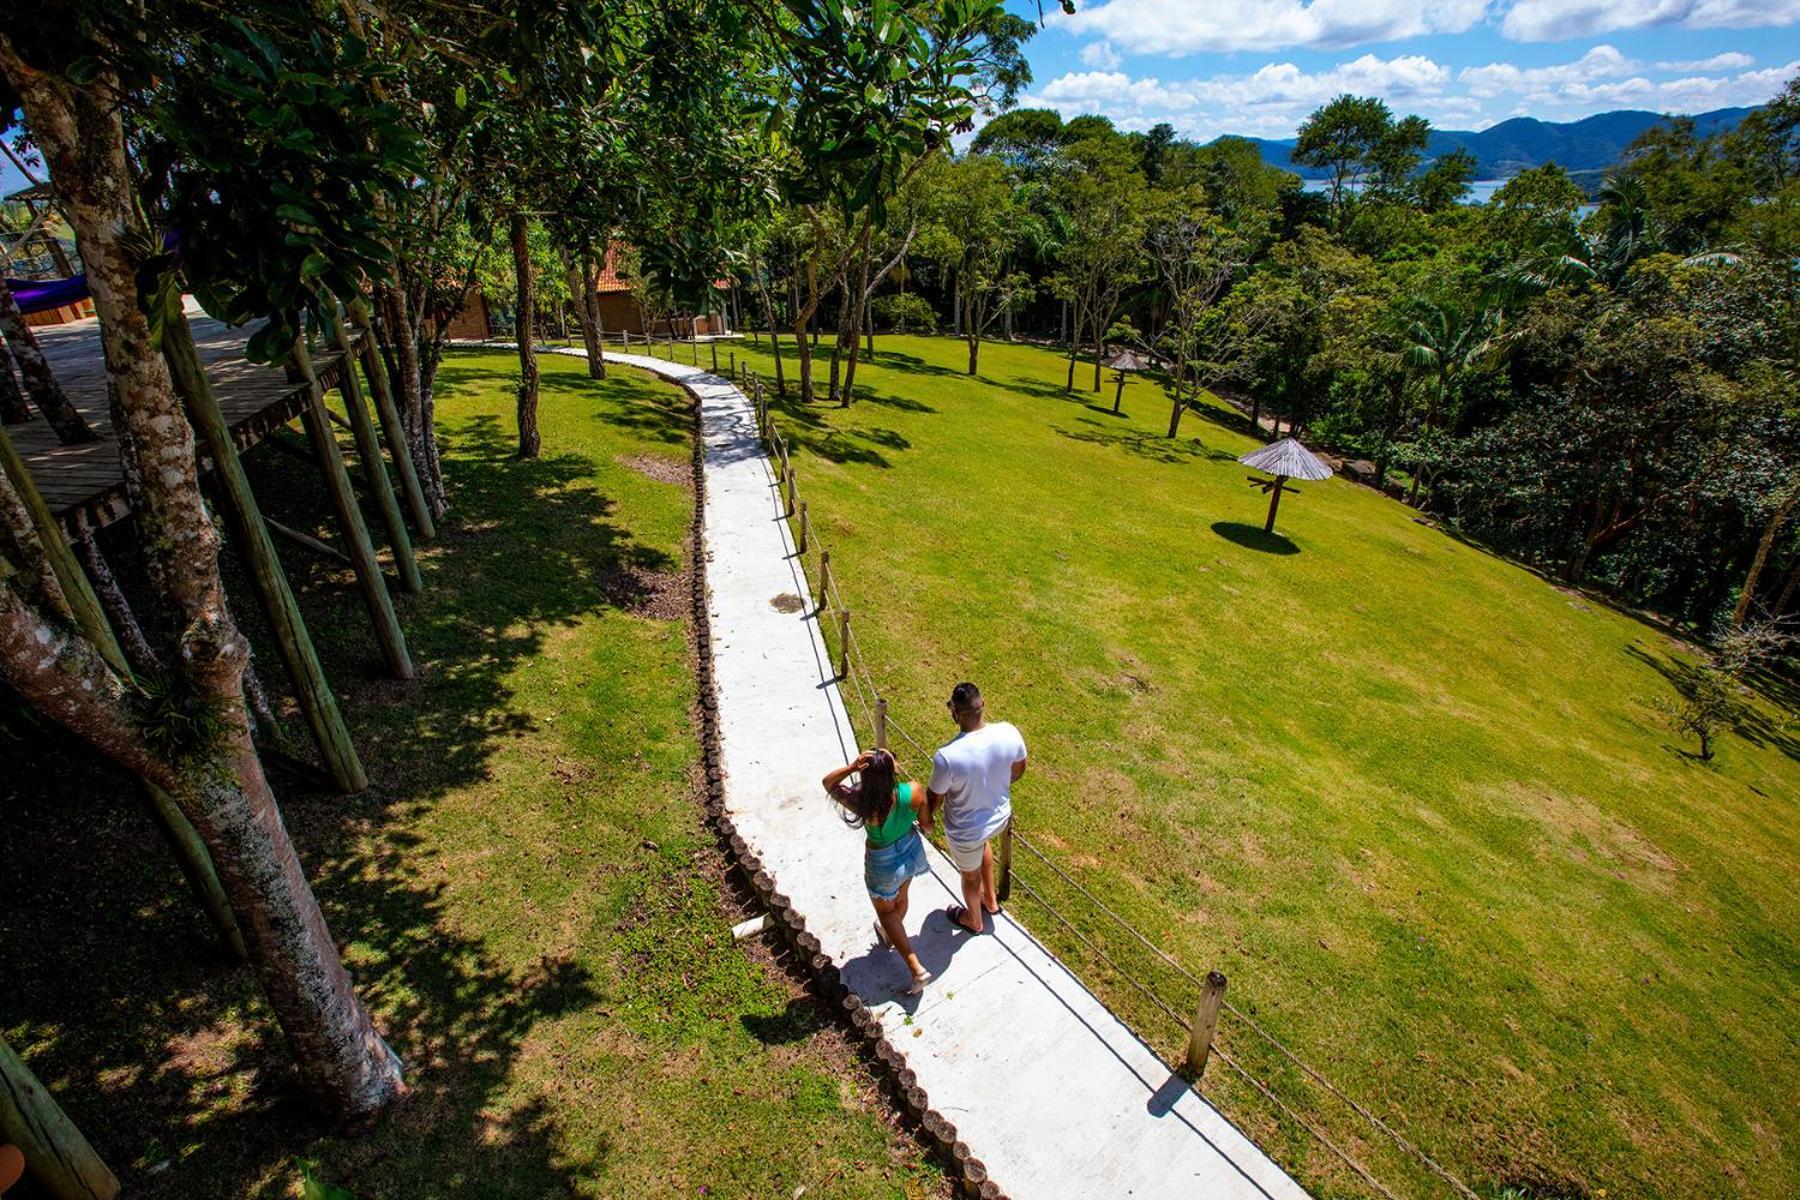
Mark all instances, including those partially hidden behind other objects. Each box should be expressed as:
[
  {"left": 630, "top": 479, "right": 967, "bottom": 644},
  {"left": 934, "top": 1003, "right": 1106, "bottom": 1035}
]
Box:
[{"left": 929, "top": 721, "right": 1028, "bottom": 847}]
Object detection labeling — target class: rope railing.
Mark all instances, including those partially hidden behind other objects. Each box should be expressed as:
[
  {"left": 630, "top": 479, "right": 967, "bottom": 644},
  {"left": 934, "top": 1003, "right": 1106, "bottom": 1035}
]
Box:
[{"left": 734, "top": 364, "right": 1480, "bottom": 1200}]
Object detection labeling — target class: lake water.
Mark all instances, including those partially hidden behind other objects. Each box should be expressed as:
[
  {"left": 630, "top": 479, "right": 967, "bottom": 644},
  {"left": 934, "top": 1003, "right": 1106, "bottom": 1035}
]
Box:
[{"left": 1301, "top": 178, "right": 1507, "bottom": 204}]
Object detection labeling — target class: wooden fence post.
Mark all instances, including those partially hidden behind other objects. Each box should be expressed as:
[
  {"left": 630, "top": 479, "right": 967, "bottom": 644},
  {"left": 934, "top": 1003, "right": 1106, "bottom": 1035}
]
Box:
[
  {"left": 785, "top": 468, "right": 797, "bottom": 518},
  {"left": 997, "top": 817, "right": 1014, "bottom": 904},
  {"left": 837, "top": 606, "right": 851, "bottom": 679},
  {"left": 729, "top": 350, "right": 736, "bottom": 378},
  {"left": 1186, "top": 971, "right": 1229, "bottom": 1082},
  {"left": 874, "top": 697, "right": 888, "bottom": 750},
  {"left": 710, "top": 341, "right": 719, "bottom": 372},
  {"left": 0, "top": 1034, "right": 119, "bottom": 1200},
  {"left": 798, "top": 501, "right": 810, "bottom": 554},
  {"left": 818, "top": 549, "right": 832, "bottom": 611}
]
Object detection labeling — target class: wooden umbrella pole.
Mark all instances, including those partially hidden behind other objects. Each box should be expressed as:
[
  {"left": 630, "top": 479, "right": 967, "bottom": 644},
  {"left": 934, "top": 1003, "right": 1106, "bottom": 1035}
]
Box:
[{"left": 1264, "top": 475, "right": 1286, "bottom": 533}]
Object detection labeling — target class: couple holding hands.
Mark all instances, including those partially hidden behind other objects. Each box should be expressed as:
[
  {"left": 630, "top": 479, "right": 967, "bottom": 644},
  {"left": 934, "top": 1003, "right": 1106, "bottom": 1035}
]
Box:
[{"left": 821, "top": 682, "right": 1027, "bottom": 994}]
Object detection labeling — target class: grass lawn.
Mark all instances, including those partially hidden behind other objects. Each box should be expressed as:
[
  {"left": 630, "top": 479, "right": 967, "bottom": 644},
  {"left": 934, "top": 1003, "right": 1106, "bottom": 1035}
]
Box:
[
  {"left": 725, "top": 332, "right": 1799, "bottom": 1200},
  {"left": 1, "top": 350, "right": 941, "bottom": 1199}
]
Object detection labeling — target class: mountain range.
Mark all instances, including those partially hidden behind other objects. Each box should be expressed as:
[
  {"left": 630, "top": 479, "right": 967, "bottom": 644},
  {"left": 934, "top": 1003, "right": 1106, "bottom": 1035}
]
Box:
[{"left": 1231, "top": 106, "right": 1758, "bottom": 181}]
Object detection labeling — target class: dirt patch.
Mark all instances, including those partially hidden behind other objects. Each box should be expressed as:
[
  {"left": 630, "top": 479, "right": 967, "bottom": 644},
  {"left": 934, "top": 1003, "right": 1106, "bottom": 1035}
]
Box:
[
  {"left": 770, "top": 592, "right": 806, "bottom": 613},
  {"left": 599, "top": 565, "right": 690, "bottom": 620},
  {"left": 619, "top": 454, "right": 691, "bottom": 486}
]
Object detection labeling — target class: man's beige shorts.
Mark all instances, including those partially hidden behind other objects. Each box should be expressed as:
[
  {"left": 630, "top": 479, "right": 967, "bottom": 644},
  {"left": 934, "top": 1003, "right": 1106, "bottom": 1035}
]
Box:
[{"left": 947, "top": 838, "right": 988, "bottom": 874}]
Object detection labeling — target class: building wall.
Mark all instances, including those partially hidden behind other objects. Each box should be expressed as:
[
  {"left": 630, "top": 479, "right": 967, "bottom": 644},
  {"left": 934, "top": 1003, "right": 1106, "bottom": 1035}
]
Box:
[{"left": 444, "top": 290, "right": 492, "bottom": 341}]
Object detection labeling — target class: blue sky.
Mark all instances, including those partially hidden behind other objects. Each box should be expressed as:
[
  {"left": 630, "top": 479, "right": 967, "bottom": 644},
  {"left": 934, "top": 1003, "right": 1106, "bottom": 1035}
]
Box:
[{"left": 1004, "top": 0, "right": 1800, "bottom": 145}]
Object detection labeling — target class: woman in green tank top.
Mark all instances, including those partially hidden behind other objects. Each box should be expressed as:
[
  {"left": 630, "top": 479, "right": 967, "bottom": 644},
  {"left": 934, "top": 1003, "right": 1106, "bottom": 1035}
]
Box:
[{"left": 823, "top": 748, "right": 933, "bottom": 993}]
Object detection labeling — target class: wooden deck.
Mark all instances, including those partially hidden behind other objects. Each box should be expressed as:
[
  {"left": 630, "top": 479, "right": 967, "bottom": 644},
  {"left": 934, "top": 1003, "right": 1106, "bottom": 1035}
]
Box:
[{"left": 16, "top": 306, "right": 352, "bottom": 535}]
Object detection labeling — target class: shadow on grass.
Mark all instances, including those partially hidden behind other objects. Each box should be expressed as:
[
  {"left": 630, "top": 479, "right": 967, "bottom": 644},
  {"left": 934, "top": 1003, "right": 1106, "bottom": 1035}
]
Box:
[
  {"left": 868, "top": 350, "right": 961, "bottom": 382},
  {"left": 763, "top": 397, "right": 902, "bottom": 469},
  {"left": 1058, "top": 418, "right": 1236, "bottom": 465},
  {"left": 1625, "top": 645, "right": 1800, "bottom": 763},
  {"left": 739, "top": 998, "right": 829, "bottom": 1045},
  {"left": 1210, "top": 521, "right": 1299, "bottom": 555},
  {"left": 0, "top": 402, "right": 681, "bottom": 1196}
]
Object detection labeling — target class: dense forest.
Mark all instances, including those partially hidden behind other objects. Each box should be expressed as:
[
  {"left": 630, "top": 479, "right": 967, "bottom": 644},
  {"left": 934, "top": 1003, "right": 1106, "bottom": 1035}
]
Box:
[{"left": 677, "top": 82, "right": 1799, "bottom": 637}]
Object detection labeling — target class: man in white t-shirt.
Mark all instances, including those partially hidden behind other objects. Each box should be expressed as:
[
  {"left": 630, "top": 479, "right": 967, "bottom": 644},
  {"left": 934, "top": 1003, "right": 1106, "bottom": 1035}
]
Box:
[{"left": 926, "top": 682, "right": 1027, "bottom": 935}]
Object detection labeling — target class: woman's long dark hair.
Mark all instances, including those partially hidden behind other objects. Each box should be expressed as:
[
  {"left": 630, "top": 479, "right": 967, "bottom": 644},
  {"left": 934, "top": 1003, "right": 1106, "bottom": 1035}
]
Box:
[{"left": 840, "top": 749, "right": 898, "bottom": 832}]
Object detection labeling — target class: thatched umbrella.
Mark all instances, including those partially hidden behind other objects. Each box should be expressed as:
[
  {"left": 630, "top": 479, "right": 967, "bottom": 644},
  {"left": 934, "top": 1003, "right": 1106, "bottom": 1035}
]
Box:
[
  {"left": 1239, "top": 437, "right": 1332, "bottom": 533},
  {"left": 1102, "top": 347, "right": 1154, "bottom": 414}
]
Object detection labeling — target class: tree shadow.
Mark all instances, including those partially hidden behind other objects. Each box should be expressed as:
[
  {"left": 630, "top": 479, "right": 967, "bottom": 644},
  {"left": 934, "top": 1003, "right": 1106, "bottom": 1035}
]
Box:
[
  {"left": 764, "top": 399, "right": 898, "bottom": 469},
  {"left": 1210, "top": 521, "right": 1300, "bottom": 556},
  {"left": 739, "top": 998, "right": 830, "bottom": 1046},
  {"left": 853, "top": 386, "right": 937, "bottom": 414},
  {"left": 1058, "top": 418, "right": 1236, "bottom": 465},
  {"left": 0, "top": 384, "right": 692, "bottom": 1196},
  {"left": 867, "top": 350, "right": 961, "bottom": 382},
  {"left": 1625, "top": 645, "right": 1800, "bottom": 763}
]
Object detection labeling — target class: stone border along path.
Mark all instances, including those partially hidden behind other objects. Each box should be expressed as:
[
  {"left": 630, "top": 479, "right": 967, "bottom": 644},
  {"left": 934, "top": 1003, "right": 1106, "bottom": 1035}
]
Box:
[{"left": 527, "top": 343, "right": 1311, "bottom": 1199}]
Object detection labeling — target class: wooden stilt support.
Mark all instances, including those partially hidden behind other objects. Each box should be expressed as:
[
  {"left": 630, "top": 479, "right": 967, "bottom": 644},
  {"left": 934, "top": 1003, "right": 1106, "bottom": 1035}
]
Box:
[
  {"left": 348, "top": 301, "right": 435, "bottom": 542},
  {"left": 162, "top": 315, "right": 367, "bottom": 793},
  {"left": 0, "top": 1034, "right": 119, "bottom": 1200},
  {"left": 1, "top": 426, "right": 249, "bottom": 955},
  {"left": 142, "top": 784, "right": 249, "bottom": 962},
  {"left": 326, "top": 311, "right": 421, "bottom": 594},
  {"left": 291, "top": 331, "right": 415, "bottom": 680},
  {"left": 267, "top": 517, "right": 354, "bottom": 570}
]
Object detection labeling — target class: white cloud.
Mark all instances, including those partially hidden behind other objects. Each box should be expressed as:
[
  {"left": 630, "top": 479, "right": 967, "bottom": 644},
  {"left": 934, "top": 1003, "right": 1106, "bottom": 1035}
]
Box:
[
  {"left": 1080, "top": 41, "right": 1124, "bottom": 70},
  {"left": 1023, "top": 48, "right": 1798, "bottom": 145},
  {"left": 1500, "top": 0, "right": 1800, "bottom": 43},
  {"left": 1656, "top": 51, "right": 1756, "bottom": 71},
  {"left": 1055, "top": 0, "right": 1487, "bottom": 55}
]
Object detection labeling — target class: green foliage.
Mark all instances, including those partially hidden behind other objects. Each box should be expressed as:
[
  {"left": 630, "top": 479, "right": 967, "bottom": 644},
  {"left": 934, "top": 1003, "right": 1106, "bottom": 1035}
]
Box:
[
  {"left": 297, "top": 1160, "right": 359, "bottom": 1200},
  {"left": 133, "top": 668, "right": 233, "bottom": 769},
  {"left": 872, "top": 292, "right": 938, "bottom": 333}
]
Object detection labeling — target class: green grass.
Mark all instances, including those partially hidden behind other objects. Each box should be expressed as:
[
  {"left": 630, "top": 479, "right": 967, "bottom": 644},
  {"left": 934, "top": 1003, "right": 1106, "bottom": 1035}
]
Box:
[
  {"left": 2, "top": 350, "right": 941, "bottom": 1199},
  {"left": 728, "top": 332, "right": 1799, "bottom": 1200}
]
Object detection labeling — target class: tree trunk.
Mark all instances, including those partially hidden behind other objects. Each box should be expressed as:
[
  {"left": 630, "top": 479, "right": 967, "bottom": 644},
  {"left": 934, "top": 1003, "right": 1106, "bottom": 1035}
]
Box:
[
  {"left": 510, "top": 210, "right": 540, "bottom": 459},
  {"left": 0, "top": 283, "right": 95, "bottom": 444},
  {"left": 375, "top": 284, "right": 443, "bottom": 516},
  {"left": 564, "top": 247, "right": 603, "bottom": 378},
  {"left": 1732, "top": 473, "right": 1800, "bottom": 627},
  {"left": 0, "top": 344, "right": 28, "bottom": 424},
  {"left": 582, "top": 250, "right": 607, "bottom": 380},
  {"left": 1773, "top": 555, "right": 1799, "bottom": 615},
  {"left": 758, "top": 283, "right": 786, "bottom": 399},
  {"left": 0, "top": 41, "right": 404, "bottom": 1122},
  {"left": 1065, "top": 306, "right": 1081, "bottom": 390}
]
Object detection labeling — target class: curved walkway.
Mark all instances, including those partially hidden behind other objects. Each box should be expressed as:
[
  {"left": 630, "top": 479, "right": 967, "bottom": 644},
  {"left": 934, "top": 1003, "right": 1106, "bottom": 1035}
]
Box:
[{"left": 525, "top": 344, "right": 1310, "bottom": 1199}]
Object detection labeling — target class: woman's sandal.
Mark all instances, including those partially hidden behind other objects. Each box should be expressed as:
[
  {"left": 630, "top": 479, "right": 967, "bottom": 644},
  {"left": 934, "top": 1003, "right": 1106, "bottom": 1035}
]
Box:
[
  {"left": 945, "top": 904, "right": 983, "bottom": 933},
  {"left": 907, "top": 968, "right": 933, "bottom": 995}
]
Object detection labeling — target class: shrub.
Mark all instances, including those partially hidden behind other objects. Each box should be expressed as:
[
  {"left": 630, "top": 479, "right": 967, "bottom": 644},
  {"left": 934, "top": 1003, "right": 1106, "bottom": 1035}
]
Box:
[{"left": 872, "top": 293, "right": 938, "bottom": 334}]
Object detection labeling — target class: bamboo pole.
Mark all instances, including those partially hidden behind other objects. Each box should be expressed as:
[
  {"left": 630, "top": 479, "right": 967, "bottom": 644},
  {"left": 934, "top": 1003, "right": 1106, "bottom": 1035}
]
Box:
[
  {"left": 1, "top": 426, "right": 247, "bottom": 957},
  {"left": 291, "top": 332, "right": 415, "bottom": 680},
  {"left": 162, "top": 315, "right": 367, "bottom": 793},
  {"left": 1185, "top": 971, "right": 1228, "bottom": 1081},
  {"left": 0, "top": 1034, "right": 119, "bottom": 1200},
  {"left": 267, "top": 517, "right": 354, "bottom": 569},
  {"left": 347, "top": 300, "right": 435, "bottom": 541},
  {"left": 326, "top": 312, "right": 420, "bottom": 593}
]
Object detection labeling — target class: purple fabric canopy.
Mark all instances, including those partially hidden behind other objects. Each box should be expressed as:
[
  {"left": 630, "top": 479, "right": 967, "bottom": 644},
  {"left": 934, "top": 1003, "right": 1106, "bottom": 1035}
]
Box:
[{"left": 5, "top": 274, "right": 90, "bottom": 315}]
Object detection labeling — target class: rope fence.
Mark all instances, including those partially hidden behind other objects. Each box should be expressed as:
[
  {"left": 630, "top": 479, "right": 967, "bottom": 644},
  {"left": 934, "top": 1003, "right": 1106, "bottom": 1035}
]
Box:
[{"left": 730, "top": 361, "right": 1481, "bottom": 1200}]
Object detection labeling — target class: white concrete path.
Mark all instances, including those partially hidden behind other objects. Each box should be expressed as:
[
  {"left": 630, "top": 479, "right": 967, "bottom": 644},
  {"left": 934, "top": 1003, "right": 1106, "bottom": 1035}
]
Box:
[{"left": 540, "top": 345, "right": 1309, "bottom": 1200}]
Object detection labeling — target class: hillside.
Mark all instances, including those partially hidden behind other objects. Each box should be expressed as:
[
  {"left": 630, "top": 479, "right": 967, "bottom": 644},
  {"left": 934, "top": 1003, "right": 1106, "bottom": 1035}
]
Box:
[
  {"left": 733, "top": 332, "right": 1800, "bottom": 1199},
  {"left": 1232, "top": 104, "right": 1757, "bottom": 180}
]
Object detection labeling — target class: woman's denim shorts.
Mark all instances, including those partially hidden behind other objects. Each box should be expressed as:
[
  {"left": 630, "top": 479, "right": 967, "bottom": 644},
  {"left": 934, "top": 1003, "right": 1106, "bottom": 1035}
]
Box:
[{"left": 864, "top": 827, "right": 929, "bottom": 900}]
